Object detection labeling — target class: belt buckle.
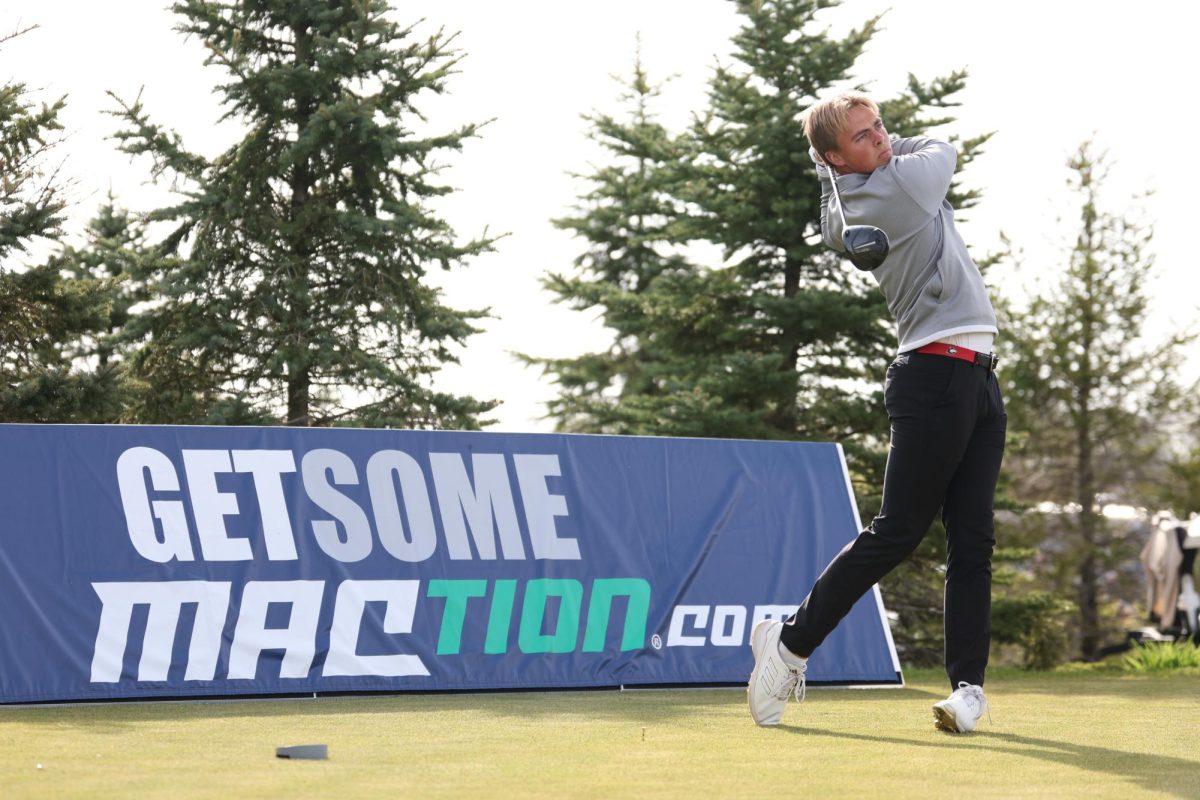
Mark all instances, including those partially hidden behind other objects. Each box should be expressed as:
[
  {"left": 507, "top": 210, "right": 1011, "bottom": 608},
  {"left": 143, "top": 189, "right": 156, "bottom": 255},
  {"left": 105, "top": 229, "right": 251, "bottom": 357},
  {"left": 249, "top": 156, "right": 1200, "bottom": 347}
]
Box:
[{"left": 974, "top": 351, "right": 999, "bottom": 372}]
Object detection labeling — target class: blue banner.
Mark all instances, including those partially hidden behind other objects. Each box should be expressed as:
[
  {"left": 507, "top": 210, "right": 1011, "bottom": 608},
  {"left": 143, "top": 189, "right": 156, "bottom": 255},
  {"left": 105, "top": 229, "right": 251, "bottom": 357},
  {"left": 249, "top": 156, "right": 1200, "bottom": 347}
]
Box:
[{"left": 0, "top": 424, "right": 900, "bottom": 703}]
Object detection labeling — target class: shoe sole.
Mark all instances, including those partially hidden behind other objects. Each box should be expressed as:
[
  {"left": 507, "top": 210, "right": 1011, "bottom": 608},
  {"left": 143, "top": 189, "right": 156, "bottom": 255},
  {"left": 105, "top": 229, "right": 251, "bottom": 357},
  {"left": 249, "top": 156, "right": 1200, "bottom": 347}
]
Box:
[{"left": 932, "top": 704, "right": 960, "bottom": 733}]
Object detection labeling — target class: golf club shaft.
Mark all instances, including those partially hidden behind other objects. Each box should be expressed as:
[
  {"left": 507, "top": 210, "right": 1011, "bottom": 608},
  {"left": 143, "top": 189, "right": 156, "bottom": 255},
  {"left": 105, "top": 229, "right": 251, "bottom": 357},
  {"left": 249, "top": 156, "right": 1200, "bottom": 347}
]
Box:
[{"left": 827, "top": 167, "right": 849, "bottom": 229}]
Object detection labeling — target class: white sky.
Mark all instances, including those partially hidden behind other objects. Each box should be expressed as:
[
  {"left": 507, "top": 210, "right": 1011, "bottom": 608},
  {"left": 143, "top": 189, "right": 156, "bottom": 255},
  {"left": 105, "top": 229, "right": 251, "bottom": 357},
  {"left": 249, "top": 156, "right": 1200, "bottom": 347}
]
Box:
[{"left": 3, "top": 0, "right": 1198, "bottom": 431}]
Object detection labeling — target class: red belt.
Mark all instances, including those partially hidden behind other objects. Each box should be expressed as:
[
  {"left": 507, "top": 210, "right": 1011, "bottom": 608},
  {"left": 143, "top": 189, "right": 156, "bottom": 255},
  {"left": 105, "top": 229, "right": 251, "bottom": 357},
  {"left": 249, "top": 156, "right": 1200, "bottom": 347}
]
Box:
[{"left": 915, "top": 342, "right": 999, "bottom": 371}]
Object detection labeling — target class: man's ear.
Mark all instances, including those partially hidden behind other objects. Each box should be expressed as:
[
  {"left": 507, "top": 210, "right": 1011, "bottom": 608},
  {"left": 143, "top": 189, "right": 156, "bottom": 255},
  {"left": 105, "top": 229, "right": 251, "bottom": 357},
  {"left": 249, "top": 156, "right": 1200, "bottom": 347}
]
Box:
[{"left": 824, "top": 149, "right": 846, "bottom": 169}]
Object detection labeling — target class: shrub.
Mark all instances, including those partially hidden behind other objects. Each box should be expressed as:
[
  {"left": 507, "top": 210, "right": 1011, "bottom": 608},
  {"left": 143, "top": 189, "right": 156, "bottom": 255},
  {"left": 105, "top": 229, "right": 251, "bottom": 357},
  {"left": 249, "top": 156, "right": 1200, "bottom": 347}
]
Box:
[
  {"left": 1122, "top": 641, "right": 1200, "bottom": 672},
  {"left": 991, "top": 592, "right": 1076, "bottom": 670}
]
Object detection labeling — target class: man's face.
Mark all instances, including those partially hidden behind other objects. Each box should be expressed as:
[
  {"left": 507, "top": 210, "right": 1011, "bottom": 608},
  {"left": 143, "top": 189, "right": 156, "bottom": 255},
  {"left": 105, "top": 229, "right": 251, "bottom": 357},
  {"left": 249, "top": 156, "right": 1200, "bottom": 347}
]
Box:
[{"left": 826, "top": 104, "right": 891, "bottom": 175}]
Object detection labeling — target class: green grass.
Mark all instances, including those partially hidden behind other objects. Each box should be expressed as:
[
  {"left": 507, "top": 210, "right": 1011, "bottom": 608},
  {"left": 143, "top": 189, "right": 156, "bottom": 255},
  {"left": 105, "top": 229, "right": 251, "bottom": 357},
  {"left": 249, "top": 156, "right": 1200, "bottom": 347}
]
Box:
[{"left": 2, "top": 668, "right": 1199, "bottom": 799}]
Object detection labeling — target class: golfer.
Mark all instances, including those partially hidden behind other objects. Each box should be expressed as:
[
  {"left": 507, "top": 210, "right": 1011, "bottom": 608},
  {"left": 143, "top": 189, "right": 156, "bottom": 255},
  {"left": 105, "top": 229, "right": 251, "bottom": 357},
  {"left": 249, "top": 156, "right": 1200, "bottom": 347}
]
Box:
[{"left": 747, "top": 92, "right": 1006, "bottom": 733}]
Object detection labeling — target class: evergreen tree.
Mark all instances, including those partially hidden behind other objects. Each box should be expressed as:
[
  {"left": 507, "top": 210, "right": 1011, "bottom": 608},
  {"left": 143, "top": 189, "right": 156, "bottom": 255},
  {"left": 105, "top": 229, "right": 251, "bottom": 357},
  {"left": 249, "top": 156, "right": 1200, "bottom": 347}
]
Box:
[
  {"left": 45, "top": 200, "right": 163, "bottom": 421},
  {"left": 1000, "top": 141, "right": 1194, "bottom": 659},
  {"left": 50, "top": 201, "right": 152, "bottom": 365},
  {"left": 0, "top": 26, "right": 122, "bottom": 423},
  {"left": 111, "top": 0, "right": 499, "bottom": 427},
  {"left": 525, "top": 43, "right": 705, "bottom": 434},
  {"left": 535, "top": 0, "right": 991, "bottom": 664}
]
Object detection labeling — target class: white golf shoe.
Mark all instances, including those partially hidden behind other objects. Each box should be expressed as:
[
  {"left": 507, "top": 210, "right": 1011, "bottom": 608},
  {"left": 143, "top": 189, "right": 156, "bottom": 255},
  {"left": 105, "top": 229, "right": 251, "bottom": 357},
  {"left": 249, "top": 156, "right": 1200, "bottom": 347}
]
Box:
[
  {"left": 932, "top": 682, "right": 988, "bottom": 733},
  {"left": 747, "top": 619, "right": 806, "bottom": 726}
]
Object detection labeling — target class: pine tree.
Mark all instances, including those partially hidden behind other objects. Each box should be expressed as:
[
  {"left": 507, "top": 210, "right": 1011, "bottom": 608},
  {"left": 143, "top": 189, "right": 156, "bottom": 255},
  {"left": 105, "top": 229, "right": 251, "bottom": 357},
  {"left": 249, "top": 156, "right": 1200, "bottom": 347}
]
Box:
[
  {"left": 524, "top": 43, "right": 708, "bottom": 434},
  {"left": 43, "top": 200, "right": 167, "bottom": 421},
  {"left": 111, "top": 1, "right": 500, "bottom": 427},
  {"left": 1000, "top": 141, "right": 1195, "bottom": 659},
  {"left": 0, "top": 26, "right": 122, "bottom": 423},
  {"left": 49, "top": 201, "right": 152, "bottom": 366}
]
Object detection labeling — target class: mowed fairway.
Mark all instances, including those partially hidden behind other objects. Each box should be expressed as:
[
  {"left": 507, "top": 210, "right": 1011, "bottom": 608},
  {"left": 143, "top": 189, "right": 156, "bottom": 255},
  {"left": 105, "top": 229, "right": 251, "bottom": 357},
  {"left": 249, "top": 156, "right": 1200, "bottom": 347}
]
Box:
[{"left": 2, "top": 668, "right": 1198, "bottom": 799}]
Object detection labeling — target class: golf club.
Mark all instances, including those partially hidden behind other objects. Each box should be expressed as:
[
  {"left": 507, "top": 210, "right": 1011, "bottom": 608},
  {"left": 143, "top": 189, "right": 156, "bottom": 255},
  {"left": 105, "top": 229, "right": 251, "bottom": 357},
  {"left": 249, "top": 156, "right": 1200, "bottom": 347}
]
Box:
[{"left": 828, "top": 171, "right": 890, "bottom": 271}]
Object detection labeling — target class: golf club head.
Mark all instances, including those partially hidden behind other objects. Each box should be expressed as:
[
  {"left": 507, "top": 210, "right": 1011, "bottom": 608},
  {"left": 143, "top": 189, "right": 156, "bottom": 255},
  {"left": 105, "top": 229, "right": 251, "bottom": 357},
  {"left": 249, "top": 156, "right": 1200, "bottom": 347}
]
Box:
[{"left": 841, "top": 225, "right": 890, "bottom": 271}]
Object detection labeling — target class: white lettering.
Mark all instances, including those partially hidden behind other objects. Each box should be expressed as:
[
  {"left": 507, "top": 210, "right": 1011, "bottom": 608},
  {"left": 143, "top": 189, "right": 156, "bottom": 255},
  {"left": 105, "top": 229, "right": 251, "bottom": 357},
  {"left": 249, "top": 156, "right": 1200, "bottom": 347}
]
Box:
[
  {"left": 709, "top": 605, "right": 747, "bottom": 647},
  {"left": 513, "top": 454, "right": 578, "bottom": 560},
  {"left": 664, "top": 605, "right": 796, "bottom": 648},
  {"left": 300, "top": 449, "right": 373, "bottom": 562},
  {"left": 182, "top": 450, "right": 251, "bottom": 561},
  {"left": 231, "top": 450, "right": 298, "bottom": 561},
  {"left": 90, "top": 581, "right": 230, "bottom": 682},
  {"left": 117, "top": 447, "right": 584, "bottom": 565},
  {"left": 323, "top": 580, "right": 429, "bottom": 677},
  {"left": 366, "top": 450, "right": 437, "bottom": 562},
  {"left": 431, "top": 453, "right": 525, "bottom": 561},
  {"left": 227, "top": 581, "right": 324, "bottom": 679},
  {"left": 666, "top": 605, "right": 709, "bottom": 647},
  {"left": 116, "top": 447, "right": 194, "bottom": 562}
]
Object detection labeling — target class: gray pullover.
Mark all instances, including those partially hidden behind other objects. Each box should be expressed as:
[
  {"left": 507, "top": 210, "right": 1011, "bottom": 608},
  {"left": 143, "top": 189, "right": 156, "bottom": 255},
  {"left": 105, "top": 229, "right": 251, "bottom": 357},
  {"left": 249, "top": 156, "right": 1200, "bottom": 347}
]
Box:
[{"left": 816, "top": 136, "right": 997, "bottom": 353}]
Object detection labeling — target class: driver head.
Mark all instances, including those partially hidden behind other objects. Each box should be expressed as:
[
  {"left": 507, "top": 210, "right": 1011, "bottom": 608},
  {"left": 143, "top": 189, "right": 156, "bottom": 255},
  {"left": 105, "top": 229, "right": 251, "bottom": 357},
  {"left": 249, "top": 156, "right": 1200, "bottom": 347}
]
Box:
[{"left": 842, "top": 225, "right": 890, "bottom": 271}]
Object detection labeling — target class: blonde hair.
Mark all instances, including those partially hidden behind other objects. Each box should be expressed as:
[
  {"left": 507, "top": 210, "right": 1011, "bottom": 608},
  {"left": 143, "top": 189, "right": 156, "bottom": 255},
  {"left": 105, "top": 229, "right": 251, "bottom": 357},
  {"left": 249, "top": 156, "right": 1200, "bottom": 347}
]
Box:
[{"left": 802, "top": 93, "right": 880, "bottom": 162}]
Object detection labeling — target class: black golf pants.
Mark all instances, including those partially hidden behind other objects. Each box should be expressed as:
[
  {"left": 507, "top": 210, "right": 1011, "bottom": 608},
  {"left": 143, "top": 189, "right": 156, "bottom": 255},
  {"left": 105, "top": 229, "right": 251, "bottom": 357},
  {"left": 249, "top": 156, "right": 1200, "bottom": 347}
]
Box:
[{"left": 779, "top": 350, "right": 1007, "bottom": 688}]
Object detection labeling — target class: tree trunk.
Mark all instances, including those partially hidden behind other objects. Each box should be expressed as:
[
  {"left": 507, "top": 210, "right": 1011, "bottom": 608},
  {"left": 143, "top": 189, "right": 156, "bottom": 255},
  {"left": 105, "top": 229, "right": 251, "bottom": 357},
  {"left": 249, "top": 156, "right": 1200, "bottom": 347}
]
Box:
[
  {"left": 770, "top": 255, "right": 802, "bottom": 433},
  {"left": 286, "top": 19, "right": 315, "bottom": 427},
  {"left": 287, "top": 368, "right": 310, "bottom": 427},
  {"left": 1077, "top": 553, "right": 1098, "bottom": 659},
  {"left": 1076, "top": 389, "right": 1097, "bottom": 656}
]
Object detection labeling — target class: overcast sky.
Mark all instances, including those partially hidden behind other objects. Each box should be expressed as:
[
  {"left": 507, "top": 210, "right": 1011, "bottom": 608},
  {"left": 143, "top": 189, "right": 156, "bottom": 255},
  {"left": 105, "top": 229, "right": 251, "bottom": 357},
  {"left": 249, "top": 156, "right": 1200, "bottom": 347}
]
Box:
[{"left": 3, "top": 1, "right": 1197, "bottom": 431}]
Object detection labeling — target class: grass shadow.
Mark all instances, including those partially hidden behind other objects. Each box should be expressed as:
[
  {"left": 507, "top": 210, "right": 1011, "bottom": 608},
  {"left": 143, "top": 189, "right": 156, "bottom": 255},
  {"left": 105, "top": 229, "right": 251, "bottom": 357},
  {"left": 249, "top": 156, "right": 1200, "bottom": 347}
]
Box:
[{"left": 779, "top": 725, "right": 1200, "bottom": 798}]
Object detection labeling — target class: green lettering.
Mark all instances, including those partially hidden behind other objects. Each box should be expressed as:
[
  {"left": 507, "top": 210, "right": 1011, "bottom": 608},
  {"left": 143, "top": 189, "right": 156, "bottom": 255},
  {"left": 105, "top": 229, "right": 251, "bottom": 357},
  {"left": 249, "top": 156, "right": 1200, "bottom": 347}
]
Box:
[
  {"left": 582, "top": 578, "right": 651, "bottom": 652},
  {"left": 484, "top": 579, "right": 517, "bottom": 654},
  {"left": 427, "top": 579, "right": 487, "bottom": 655},
  {"left": 518, "top": 579, "right": 581, "bottom": 654}
]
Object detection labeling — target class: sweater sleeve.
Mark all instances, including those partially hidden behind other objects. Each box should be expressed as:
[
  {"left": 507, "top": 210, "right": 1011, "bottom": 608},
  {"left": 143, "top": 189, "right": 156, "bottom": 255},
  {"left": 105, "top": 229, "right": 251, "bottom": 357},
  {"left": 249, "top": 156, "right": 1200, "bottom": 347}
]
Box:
[{"left": 888, "top": 137, "right": 957, "bottom": 215}]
